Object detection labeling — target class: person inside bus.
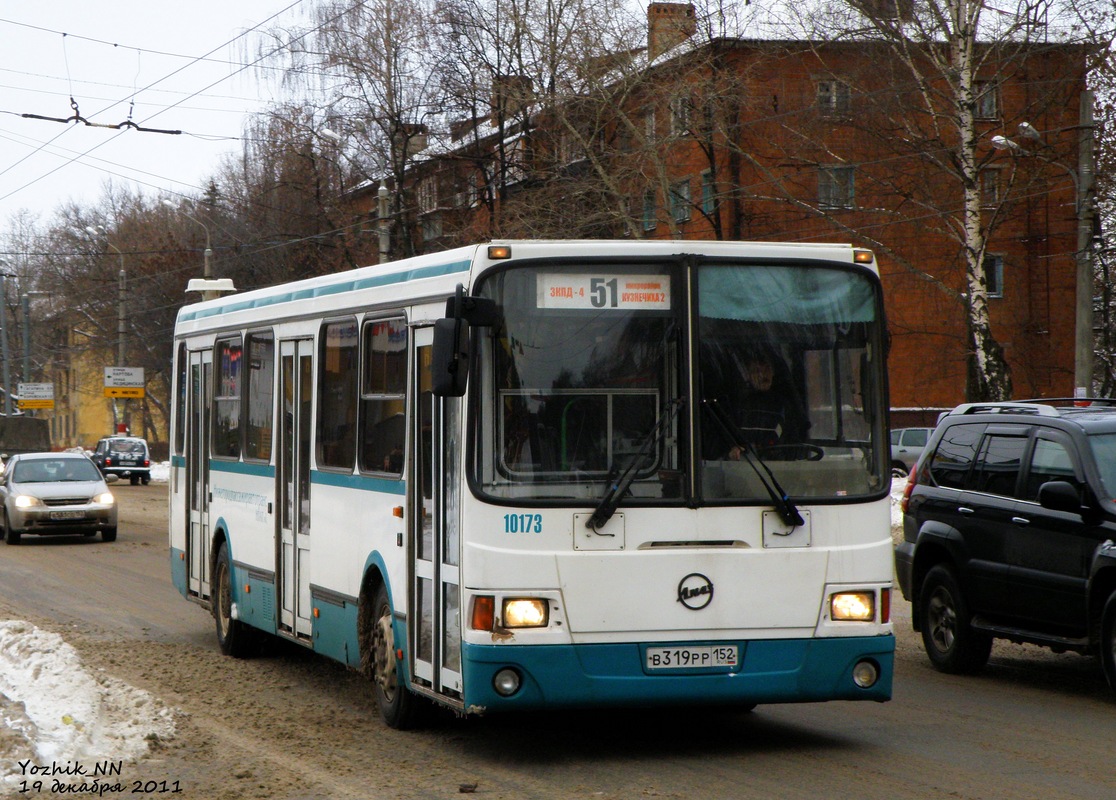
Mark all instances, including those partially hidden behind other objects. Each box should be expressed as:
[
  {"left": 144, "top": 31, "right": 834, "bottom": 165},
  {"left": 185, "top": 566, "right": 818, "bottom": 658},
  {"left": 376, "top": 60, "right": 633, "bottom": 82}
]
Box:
[{"left": 702, "top": 345, "right": 809, "bottom": 460}]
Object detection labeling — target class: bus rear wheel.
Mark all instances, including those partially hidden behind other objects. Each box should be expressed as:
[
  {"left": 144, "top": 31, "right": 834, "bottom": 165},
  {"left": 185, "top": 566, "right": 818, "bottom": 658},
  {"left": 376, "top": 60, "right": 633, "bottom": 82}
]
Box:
[
  {"left": 370, "top": 583, "right": 418, "bottom": 729},
  {"left": 214, "top": 543, "right": 254, "bottom": 658}
]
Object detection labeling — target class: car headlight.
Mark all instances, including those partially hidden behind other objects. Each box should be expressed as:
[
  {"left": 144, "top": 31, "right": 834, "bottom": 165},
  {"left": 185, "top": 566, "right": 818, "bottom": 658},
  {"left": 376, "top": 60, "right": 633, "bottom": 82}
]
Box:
[
  {"left": 502, "top": 598, "right": 548, "bottom": 628},
  {"left": 14, "top": 495, "right": 43, "bottom": 508},
  {"left": 94, "top": 492, "right": 115, "bottom": 505},
  {"left": 830, "top": 591, "right": 875, "bottom": 622}
]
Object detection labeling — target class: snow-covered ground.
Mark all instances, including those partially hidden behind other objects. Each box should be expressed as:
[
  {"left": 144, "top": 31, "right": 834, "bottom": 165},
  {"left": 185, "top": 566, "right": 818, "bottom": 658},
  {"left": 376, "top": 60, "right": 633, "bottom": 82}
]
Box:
[
  {"left": 0, "top": 462, "right": 175, "bottom": 790},
  {"left": 0, "top": 622, "right": 177, "bottom": 790}
]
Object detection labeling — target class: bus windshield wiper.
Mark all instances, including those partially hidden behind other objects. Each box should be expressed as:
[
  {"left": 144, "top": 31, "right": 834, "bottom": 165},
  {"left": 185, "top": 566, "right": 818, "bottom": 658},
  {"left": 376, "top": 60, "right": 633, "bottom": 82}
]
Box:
[
  {"left": 703, "top": 398, "right": 805, "bottom": 527},
  {"left": 585, "top": 399, "right": 683, "bottom": 532}
]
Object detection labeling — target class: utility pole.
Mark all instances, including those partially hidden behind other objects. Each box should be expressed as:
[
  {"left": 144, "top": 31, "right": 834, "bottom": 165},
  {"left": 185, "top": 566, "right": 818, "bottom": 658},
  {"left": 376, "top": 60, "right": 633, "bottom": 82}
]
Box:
[
  {"left": 0, "top": 275, "right": 10, "bottom": 416},
  {"left": 1074, "top": 90, "right": 1096, "bottom": 399}
]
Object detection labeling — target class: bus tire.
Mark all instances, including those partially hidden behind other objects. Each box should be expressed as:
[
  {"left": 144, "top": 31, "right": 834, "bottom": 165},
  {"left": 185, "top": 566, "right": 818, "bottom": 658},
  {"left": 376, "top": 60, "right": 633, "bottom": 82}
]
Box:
[
  {"left": 918, "top": 564, "right": 991, "bottom": 674},
  {"left": 370, "top": 583, "right": 418, "bottom": 729},
  {"left": 214, "top": 542, "right": 254, "bottom": 658}
]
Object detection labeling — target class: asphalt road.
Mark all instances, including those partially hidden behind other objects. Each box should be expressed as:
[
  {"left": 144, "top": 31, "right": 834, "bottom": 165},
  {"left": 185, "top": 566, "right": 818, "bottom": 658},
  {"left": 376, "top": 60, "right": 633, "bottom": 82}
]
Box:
[{"left": 1, "top": 482, "right": 1114, "bottom": 800}]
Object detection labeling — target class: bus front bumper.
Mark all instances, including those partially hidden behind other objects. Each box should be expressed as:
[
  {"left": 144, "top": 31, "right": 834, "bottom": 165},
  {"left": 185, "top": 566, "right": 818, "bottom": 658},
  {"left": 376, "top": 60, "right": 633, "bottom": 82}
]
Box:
[{"left": 460, "top": 635, "right": 894, "bottom": 713}]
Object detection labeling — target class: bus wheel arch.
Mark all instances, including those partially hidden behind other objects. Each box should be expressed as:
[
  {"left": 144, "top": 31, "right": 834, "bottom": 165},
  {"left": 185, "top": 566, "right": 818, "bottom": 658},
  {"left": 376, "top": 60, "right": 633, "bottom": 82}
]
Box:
[
  {"left": 213, "top": 537, "right": 256, "bottom": 658},
  {"left": 359, "top": 570, "right": 420, "bottom": 729}
]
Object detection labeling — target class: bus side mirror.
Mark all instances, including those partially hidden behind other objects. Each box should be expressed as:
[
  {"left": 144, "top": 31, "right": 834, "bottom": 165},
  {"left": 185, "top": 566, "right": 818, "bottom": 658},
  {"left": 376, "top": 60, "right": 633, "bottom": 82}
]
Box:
[
  {"left": 432, "top": 286, "right": 498, "bottom": 397},
  {"left": 432, "top": 317, "right": 469, "bottom": 397}
]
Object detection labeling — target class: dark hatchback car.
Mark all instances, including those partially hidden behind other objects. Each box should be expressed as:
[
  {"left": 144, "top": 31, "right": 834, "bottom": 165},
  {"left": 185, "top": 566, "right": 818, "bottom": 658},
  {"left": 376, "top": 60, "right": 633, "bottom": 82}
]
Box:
[
  {"left": 91, "top": 436, "right": 151, "bottom": 485},
  {"left": 895, "top": 401, "right": 1116, "bottom": 691}
]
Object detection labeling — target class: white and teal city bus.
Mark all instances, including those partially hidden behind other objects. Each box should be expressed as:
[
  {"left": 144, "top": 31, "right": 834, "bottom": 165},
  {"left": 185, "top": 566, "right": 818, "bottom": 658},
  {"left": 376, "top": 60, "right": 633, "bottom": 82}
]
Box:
[{"left": 169, "top": 240, "right": 894, "bottom": 728}]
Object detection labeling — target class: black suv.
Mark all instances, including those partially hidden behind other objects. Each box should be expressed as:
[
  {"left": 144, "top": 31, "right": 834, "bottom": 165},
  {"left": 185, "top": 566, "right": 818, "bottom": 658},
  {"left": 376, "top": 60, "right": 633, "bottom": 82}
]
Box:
[
  {"left": 895, "top": 401, "right": 1116, "bottom": 690},
  {"left": 91, "top": 436, "right": 151, "bottom": 485}
]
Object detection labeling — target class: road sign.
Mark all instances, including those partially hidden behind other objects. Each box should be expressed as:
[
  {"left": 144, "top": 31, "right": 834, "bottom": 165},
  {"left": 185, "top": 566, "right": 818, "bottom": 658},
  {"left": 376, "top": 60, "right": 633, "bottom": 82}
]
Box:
[
  {"left": 104, "top": 367, "right": 144, "bottom": 388},
  {"left": 104, "top": 387, "right": 145, "bottom": 398},
  {"left": 17, "top": 383, "right": 54, "bottom": 410}
]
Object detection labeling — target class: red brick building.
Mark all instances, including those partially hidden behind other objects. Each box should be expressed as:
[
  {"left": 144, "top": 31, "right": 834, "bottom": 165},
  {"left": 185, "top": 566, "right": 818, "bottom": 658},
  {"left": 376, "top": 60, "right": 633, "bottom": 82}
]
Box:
[{"left": 348, "top": 3, "right": 1092, "bottom": 420}]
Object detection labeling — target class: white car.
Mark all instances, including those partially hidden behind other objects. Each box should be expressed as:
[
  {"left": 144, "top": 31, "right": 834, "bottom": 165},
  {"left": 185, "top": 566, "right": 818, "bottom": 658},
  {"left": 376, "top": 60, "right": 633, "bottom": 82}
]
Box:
[
  {"left": 0, "top": 452, "right": 119, "bottom": 544},
  {"left": 890, "top": 427, "right": 934, "bottom": 476}
]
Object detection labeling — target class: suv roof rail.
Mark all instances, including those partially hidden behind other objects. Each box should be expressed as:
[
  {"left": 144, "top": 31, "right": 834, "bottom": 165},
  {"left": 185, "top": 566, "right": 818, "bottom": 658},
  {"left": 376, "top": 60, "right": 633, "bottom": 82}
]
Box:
[
  {"left": 946, "top": 401, "right": 1062, "bottom": 418},
  {"left": 1015, "top": 397, "right": 1116, "bottom": 408}
]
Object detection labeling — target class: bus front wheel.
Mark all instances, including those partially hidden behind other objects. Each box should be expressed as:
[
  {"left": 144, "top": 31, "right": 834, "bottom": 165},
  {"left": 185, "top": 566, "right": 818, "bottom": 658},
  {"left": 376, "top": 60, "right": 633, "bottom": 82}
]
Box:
[
  {"left": 370, "top": 583, "right": 418, "bottom": 729},
  {"left": 214, "top": 543, "right": 254, "bottom": 658}
]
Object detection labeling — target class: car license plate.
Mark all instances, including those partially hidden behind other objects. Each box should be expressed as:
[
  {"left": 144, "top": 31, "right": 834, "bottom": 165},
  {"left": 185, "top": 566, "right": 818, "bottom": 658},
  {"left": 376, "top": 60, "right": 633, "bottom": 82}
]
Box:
[
  {"left": 50, "top": 510, "right": 85, "bottom": 520},
  {"left": 645, "top": 645, "right": 738, "bottom": 670}
]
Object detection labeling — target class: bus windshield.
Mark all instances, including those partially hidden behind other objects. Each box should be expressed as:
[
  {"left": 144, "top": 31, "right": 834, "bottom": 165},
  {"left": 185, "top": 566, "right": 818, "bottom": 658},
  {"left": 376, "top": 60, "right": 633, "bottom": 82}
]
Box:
[{"left": 472, "top": 259, "right": 887, "bottom": 504}]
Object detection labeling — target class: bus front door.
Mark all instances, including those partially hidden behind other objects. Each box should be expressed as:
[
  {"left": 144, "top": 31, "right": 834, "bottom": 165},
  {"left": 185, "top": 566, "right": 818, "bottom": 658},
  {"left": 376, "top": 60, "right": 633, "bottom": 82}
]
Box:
[
  {"left": 186, "top": 349, "right": 212, "bottom": 601},
  {"left": 411, "top": 330, "right": 463, "bottom": 702},
  {"left": 278, "top": 339, "right": 313, "bottom": 640}
]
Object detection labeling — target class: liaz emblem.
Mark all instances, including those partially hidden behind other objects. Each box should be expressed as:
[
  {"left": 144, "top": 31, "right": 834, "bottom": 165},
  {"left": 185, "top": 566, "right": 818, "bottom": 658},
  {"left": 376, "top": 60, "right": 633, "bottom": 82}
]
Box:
[{"left": 677, "top": 573, "right": 714, "bottom": 610}]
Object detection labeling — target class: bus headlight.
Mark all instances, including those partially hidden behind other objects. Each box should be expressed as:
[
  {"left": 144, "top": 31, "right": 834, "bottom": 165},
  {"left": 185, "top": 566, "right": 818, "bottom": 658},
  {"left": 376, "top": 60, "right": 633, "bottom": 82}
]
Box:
[
  {"left": 830, "top": 591, "right": 875, "bottom": 621},
  {"left": 503, "top": 598, "right": 548, "bottom": 628}
]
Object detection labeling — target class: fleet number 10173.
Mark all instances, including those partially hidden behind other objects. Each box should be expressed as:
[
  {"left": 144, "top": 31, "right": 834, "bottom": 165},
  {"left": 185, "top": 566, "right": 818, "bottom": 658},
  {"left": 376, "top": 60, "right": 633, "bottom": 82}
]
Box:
[{"left": 503, "top": 513, "right": 543, "bottom": 533}]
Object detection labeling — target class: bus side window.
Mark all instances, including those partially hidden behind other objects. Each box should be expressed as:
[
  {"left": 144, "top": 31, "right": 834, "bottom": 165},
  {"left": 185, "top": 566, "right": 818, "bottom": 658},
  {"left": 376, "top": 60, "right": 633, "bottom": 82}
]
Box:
[
  {"left": 360, "top": 318, "right": 408, "bottom": 475},
  {"left": 214, "top": 337, "right": 242, "bottom": 458}
]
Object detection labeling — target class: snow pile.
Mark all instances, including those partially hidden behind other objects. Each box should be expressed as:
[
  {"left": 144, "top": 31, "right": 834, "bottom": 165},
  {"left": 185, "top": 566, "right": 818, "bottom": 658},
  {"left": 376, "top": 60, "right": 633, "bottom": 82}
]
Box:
[
  {"left": 0, "top": 621, "right": 175, "bottom": 789},
  {"left": 890, "top": 475, "right": 908, "bottom": 531}
]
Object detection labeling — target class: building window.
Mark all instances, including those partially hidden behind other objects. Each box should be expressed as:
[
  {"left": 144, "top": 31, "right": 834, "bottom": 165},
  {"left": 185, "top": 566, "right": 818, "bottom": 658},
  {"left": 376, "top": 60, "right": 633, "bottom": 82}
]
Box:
[
  {"left": 643, "top": 189, "right": 657, "bottom": 231},
  {"left": 980, "top": 168, "right": 1001, "bottom": 206},
  {"left": 645, "top": 108, "right": 657, "bottom": 142},
  {"left": 983, "top": 254, "right": 1004, "bottom": 298},
  {"left": 819, "top": 166, "right": 855, "bottom": 209},
  {"left": 701, "top": 170, "right": 715, "bottom": 216},
  {"left": 975, "top": 81, "right": 999, "bottom": 120},
  {"left": 670, "top": 179, "right": 691, "bottom": 222},
  {"left": 422, "top": 214, "right": 443, "bottom": 241},
  {"left": 417, "top": 177, "right": 437, "bottom": 213},
  {"left": 670, "top": 93, "right": 692, "bottom": 136},
  {"left": 817, "top": 80, "right": 850, "bottom": 116}
]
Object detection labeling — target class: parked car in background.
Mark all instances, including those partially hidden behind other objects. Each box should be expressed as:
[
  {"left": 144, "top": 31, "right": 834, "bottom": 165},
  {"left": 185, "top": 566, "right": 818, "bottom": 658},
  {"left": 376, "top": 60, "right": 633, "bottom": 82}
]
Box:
[
  {"left": 0, "top": 452, "right": 118, "bottom": 544},
  {"left": 91, "top": 436, "right": 151, "bottom": 485},
  {"left": 895, "top": 400, "right": 1116, "bottom": 692},
  {"left": 890, "top": 426, "right": 934, "bottom": 476}
]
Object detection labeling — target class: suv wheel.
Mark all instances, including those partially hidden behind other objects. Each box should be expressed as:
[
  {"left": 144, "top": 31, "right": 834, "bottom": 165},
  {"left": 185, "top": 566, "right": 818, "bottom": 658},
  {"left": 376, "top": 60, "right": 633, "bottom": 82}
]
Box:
[
  {"left": 919, "top": 564, "right": 992, "bottom": 674},
  {"left": 1102, "top": 592, "right": 1116, "bottom": 692}
]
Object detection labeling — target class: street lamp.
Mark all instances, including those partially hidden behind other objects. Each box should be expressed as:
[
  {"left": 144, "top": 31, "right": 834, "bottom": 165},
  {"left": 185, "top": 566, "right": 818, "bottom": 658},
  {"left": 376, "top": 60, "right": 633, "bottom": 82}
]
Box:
[
  {"left": 21, "top": 290, "right": 49, "bottom": 383},
  {"left": 161, "top": 199, "right": 212, "bottom": 280},
  {"left": 991, "top": 92, "right": 1096, "bottom": 398},
  {"left": 83, "top": 226, "right": 128, "bottom": 432},
  {"left": 0, "top": 259, "right": 11, "bottom": 415}
]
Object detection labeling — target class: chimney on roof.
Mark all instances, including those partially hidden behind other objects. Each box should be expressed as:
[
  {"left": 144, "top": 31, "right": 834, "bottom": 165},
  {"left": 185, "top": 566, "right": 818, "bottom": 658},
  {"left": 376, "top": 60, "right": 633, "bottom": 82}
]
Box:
[
  {"left": 490, "top": 74, "right": 533, "bottom": 126},
  {"left": 647, "top": 2, "right": 696, "bottom": 61}
]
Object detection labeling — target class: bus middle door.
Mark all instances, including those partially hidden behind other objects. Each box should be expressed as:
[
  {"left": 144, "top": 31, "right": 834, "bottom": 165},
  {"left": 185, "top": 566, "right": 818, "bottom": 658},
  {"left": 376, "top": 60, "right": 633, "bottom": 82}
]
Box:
[
  {"left": 185, "top": 349, "right": 213, "bottom": 601},
  {"left": 410, "top": 328, "right": 463, "bottom": 702},
  {"left": 278, "top": 338, "right": 313, "bottom": 641}
]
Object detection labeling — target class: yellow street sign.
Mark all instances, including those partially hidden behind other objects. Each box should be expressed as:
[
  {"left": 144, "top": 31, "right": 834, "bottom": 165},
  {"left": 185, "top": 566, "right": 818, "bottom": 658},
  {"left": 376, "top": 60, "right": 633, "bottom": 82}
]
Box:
[
  {"left": 104, "top": 387, "right": 145, "bottom": 398},
  {"left": 17, "top": 399, "right": 54, "bottom": 409}
]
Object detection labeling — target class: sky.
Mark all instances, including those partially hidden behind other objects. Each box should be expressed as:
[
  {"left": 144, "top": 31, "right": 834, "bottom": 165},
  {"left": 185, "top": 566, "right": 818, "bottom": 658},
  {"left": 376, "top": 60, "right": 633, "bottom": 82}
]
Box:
[{"left": 0, "top": 1, "right": 311, "bottom": 230}]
